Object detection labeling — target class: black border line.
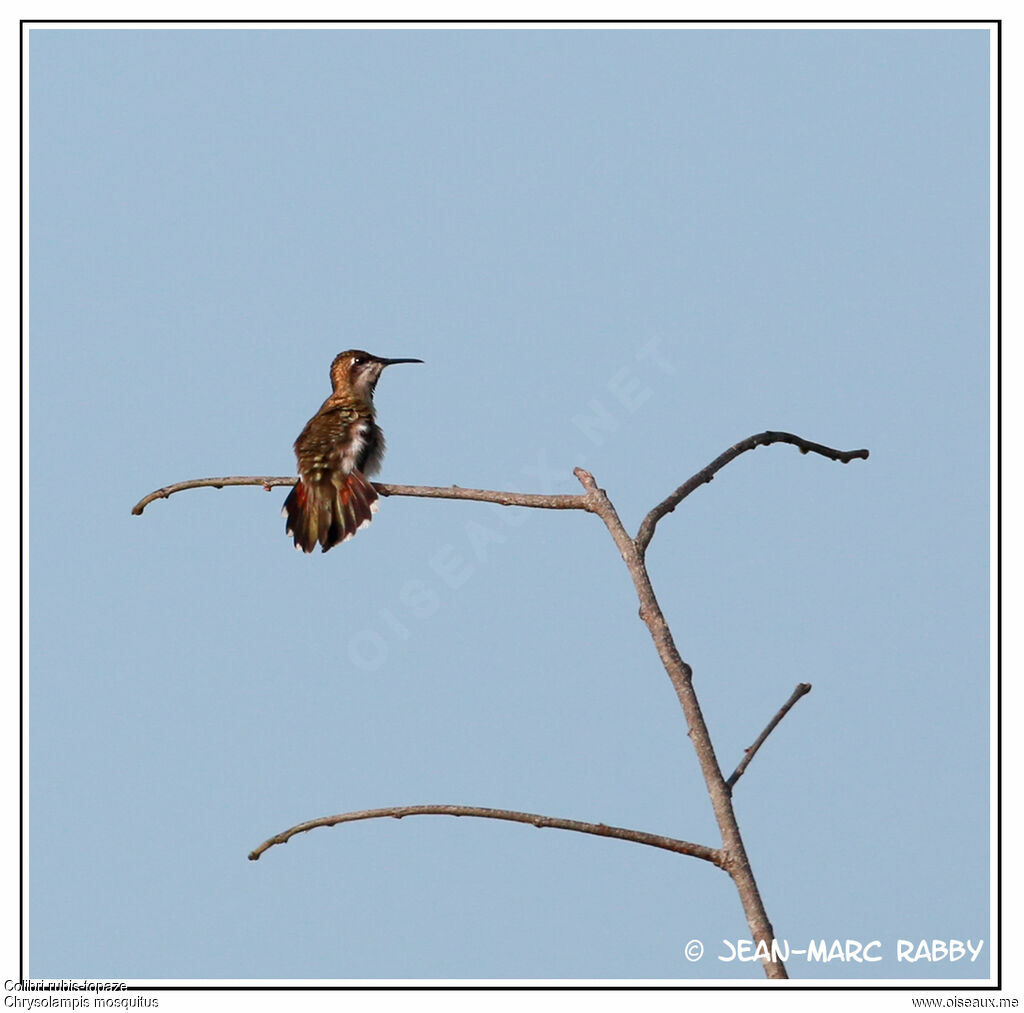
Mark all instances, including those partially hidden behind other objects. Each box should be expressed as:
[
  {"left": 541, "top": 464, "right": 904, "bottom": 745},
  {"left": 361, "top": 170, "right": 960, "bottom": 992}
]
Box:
[
  {"left": 995, "top": 13, "right": 1003, "bottom": 998},
  {"left": 18, "top": 11, "right": 25, "bottom": 995},
  {"left": 19, "top": 17, "right": 1002, "bottom": 992}
]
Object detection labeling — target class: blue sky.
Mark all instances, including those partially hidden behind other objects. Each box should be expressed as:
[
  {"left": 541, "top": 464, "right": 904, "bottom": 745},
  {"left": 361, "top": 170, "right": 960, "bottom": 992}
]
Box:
[{"left": 28, "top": 25, "right": 991, "bottom": 982}]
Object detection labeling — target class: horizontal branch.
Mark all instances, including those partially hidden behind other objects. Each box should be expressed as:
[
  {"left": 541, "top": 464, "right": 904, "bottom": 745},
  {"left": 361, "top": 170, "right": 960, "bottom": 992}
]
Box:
[
  {"left": 725, "top": 682, "right": 813, "bottom": 791},
  {"left": 635, "top": 431, "right": 870, "bottom": 553},
  {"left": 131, "top": 475, "right": 296, "bottom": 515},
  {"left": 131, "top": 476, "right": 590, "bottom": 517},
  {"left": 247, "top": 803, "right": 724, "bottom": 867},
  {"left": 131, "top": 431, "right": 868, "bottom": 524},
  {"left": 375, "top": 483, "right": 589, "bottom": 511}
]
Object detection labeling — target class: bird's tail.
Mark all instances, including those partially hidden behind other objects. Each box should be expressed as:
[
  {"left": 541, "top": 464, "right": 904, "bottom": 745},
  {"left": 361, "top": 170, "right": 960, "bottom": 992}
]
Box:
[{"left": 283, "top": 471, "right": 379, "bottom": 553}]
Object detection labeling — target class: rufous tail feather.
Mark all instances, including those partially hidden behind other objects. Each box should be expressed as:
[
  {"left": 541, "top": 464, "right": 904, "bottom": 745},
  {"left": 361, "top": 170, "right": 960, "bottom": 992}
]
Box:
[{"left": 283, "top": 471, "right": 379, "bottom": 553}]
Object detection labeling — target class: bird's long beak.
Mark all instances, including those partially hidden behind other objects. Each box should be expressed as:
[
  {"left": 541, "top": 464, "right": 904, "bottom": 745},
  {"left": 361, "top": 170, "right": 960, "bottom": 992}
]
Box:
[{"left": 378, "top": 357, "right": 424, "bottom": 367}]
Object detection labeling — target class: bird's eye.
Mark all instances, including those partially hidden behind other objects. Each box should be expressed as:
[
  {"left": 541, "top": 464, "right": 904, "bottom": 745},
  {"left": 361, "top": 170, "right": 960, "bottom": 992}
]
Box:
[{"left": 352, "top": 357, "right": 365, "bottom": 366}]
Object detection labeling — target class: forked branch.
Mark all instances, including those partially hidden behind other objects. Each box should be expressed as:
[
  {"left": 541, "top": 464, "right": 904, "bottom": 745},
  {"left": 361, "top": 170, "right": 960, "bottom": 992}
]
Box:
[
  {"left": 134, "top": 432, "right": 868, "bottom": 980},
  {"left": 130, "top": 432, "right": 866, "bottom": 527}
]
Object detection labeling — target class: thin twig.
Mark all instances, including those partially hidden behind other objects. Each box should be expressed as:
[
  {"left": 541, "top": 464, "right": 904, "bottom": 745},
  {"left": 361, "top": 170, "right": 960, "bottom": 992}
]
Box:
[
  {"left": 725, "top": 683, "right": 813, "bottom": 792},
  {"left": 635, "top": 431, "right": 869, "bottom": 554},
  {"left": 131, "top": 476, "right": 591, "bottom": 517},
  {"left": 131, "top": 476, "right": 296, "bottom": 515},
  {"left": 248, "top": 804, "right": 724, "bottom": 866}
]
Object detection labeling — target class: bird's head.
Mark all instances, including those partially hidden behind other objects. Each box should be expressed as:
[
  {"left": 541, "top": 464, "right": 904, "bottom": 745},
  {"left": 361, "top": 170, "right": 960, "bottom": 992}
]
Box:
[{"left": 330, "top": 349, "right": 423, "bottom": 398}]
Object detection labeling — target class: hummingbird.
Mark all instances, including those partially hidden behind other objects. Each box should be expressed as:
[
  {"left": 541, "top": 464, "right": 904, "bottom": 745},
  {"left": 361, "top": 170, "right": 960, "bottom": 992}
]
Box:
[{"left": 283, "top": 350, "right": 423, "bottom": 553}]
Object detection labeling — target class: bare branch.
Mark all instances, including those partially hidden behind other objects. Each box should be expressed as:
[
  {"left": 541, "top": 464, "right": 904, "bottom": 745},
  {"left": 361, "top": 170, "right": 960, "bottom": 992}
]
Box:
[
  {"left": 573, "top": 465, "right": 788, "bottom": 978},
  {"left": 131, "top": 476, "right": 296, "bottom": 515},
  {"left": 131, "top": 431, "right": 866, "bottom": 523},
  {"left": 137, "top": 434, "right": 868, "bottom": 980},
  {"left": 374, "top": 483, "right": 590, "bottom": 511},
  {"left": 248, "top": 804, "right": 724, "bottom": 866},
  {"left": 131, "top": 476, "right": 591, "bottom": 517},
  {"left": 635, "top": 431, "right": 870, "bottom": 554},
  {"left": 725, "top": 683, "right": 813, "bottom": 792}
]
